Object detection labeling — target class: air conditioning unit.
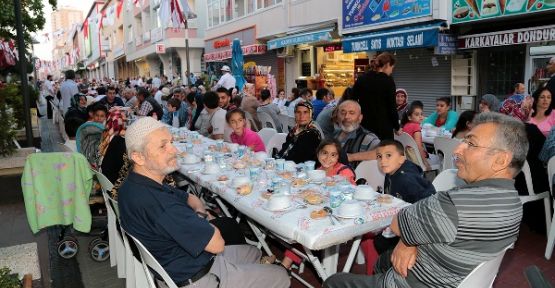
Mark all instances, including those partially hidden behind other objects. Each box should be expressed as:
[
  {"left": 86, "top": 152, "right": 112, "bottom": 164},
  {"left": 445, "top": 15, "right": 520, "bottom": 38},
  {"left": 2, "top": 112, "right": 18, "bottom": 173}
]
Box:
[{"left": 277, "top": 46, "right": 294, "bottom": 58}]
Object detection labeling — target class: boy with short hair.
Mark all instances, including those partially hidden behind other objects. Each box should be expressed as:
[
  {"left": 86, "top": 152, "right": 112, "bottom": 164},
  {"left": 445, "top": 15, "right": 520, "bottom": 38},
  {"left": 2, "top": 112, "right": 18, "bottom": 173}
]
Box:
[
  {"left": 87, "top": 102, "right": 108, "bottom": 124},
  {"left": 376, "top": 139, "right": 435, "bottom": 203},
  {"left": 162, "top": 98, "right": 186, "bottom": 128}
]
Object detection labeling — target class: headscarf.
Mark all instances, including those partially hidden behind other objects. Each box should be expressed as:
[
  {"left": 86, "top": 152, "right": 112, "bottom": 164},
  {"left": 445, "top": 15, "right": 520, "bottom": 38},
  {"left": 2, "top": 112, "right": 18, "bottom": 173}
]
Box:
[
  {"left": 480, "top": 94, "right": 501, "bottom": 112},
  {"left": 99, "top": 109, "right": 127, "bottom": 157},
  {"left": 396, "top": 88, "right": 408, "bottom": 112},
  {"left": 71, "top": 93, "right": 87, "bottom": 113},
  {"left": 291, "top": 101, "right": 318, "bottom": 136}
]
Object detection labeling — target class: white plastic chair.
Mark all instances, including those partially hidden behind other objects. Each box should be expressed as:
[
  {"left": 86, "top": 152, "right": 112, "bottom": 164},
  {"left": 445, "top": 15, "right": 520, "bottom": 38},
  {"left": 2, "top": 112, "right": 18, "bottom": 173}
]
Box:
[
  {"left": 127, "top": 233, "right": 179, "bottom": 288},
  {"left": 457, "top": 244, "right": 513, "bottom": 288},
  {"left": 265, "top": 133, "right": 287, "bottom": 156},
  {"left": 257, "top": 111, "right": 280, "bottom": 131},
  {"left": 93, "top": 170, "right": 127, "bottom": 278},
  {"left": 279, "top": 114, "right": 295, "bottom": 132},
  {"left": 432, "top": 169, "right": 466, "bottom": 192},
  {"left": 519, "top": 161, "right": 552, "bottom": 235},
  {"left": 434, "top": 137, "right": 461, "bottom": 171},
  {"left": 244, "top": 111, "right": 260, "bottom": 131},
  {"left": 120, "top": 227, "right": 153, "bottom": 288},
  {"left": 354, "top": 160, "right": 384, "bottom": 191},
  {"left": 395, "top": 132, "right": 440, "bottom": 171},
  {"left": 258, "top": 128, "right": 277, "bottom": 147},
  {"left": 313, "top": 122, "right": 324, "bottom": 139},
  {"left": 544, "top": 156, "right": 555, "bottom": 260}
]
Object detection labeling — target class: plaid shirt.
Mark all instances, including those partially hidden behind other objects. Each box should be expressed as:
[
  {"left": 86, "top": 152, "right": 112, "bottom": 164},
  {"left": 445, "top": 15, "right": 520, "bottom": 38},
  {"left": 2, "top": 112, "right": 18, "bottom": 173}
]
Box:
[{"left": 136, "top": 101, "right": 153, "bottom": 116}]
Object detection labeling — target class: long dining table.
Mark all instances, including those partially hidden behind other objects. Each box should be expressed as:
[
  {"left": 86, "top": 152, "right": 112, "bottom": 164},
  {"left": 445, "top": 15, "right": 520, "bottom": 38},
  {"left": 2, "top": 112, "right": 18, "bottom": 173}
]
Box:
[{"left": 172, "top": 128, "right": 409, "bottom": 285}]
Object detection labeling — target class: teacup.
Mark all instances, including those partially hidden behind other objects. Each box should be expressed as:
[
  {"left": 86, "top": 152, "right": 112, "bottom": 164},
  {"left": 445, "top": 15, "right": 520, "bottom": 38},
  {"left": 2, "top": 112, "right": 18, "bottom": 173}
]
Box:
[
  {"left": 338, "top": 200, "right": 363, "bottom": 217},
  {"left": 284, "top": 161, "right": 296, "bottom": 172},
  {"left": 354, "top": 185, "right": 376, "bottom": 200},
  {"left": 203, "top": 163, "right": 221, "bottom": 175},
  {"left": 227, "top": 143, "right": 239, "bottom": 153},
  {"left": 183, "top": 154, "right": 200, "bottom": 164},
  {"left": 231, "top": 176, "right": 251, "bottom": 188},
  {"left": 255, "top": 152, "right": 268, "bottom": 162},
  {"left": 307, "top": 170, "right": 326, "bottom": 182},
  {"left": 267, "top": 195, "right": 291, "bottom": 211}
]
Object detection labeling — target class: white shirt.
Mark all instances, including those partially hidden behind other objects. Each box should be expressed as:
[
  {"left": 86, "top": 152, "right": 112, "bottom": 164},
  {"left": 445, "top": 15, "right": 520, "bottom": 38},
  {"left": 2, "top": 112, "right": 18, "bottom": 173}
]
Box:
[
  {"left": 216, "top": 73, "right": 236, "bottom": 90},
  {"left": 210, "top": 108, "right": 227, "bottom": 137},
  {"left": 152, "top": 77, "right": 161, "bottom": 88},
  {"left": 154, "top": 90, "right": 164, "bottom": 105},
  {"left": 59, "top": 79, "right": 79, "bottom": 114}
]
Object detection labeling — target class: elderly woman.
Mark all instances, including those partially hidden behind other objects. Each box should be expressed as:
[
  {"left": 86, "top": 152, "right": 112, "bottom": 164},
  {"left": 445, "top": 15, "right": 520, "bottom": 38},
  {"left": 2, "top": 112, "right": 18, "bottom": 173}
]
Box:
[
  {"left": 395, "top": 88, "right": 409, "bottom": 120},
  {"left": 64, "top": 93, "right": 89, "bottom": 122},
  {"left": 99, "top": 109, "right": 128, "bottom": 184},
  {"left": 276, "top": 101, "right": 321, "bottom": 163},
  {"left": 479, "top": 94, "right": 501, "bottom": 113}
]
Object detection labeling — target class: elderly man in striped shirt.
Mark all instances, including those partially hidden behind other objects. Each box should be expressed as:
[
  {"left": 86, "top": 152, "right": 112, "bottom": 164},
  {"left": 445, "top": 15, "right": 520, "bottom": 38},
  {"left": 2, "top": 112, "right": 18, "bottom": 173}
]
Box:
[{"left": 325, "top": 112, "right": 527, "bottom": 288}]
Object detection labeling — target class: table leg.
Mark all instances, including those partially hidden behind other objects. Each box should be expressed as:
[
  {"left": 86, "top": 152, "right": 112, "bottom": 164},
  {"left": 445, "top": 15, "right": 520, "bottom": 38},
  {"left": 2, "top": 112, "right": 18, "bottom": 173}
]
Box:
[
  {"left": 322, "top": 245, "right": 339, "bottom": 276},
  {"left": 304, "top": 248, "right": 329, "bottom": 280},
  {"left": 247, "top": 219, "right": 273, "bottom": 256},
  {"left": 343, "top": 237, "right": 361, "bottom": 272}
]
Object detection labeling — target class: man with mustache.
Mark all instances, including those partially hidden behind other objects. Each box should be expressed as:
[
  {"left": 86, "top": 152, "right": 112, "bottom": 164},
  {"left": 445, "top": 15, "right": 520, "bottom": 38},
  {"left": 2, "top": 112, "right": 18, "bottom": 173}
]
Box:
[
  {"left": 118, "top": 117, "right": 290, "bottom": 288},
  {"left": 334, "top": 100, "right": 380, "bottom": 168},
  {"left": 325, "top": 112, "right": 526, "bottom": 288}
]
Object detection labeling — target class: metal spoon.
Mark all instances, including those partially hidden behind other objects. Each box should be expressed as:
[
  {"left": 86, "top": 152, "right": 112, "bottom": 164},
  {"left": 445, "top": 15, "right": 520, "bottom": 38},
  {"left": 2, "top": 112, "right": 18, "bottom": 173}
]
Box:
[{"left": 323, "top": 206, "right": 340, "bottom": 225}]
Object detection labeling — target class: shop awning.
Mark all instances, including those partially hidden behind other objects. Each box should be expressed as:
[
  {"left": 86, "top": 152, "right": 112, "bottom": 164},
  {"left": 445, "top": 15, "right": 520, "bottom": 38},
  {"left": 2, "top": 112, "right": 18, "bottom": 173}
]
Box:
[
  {"left": 204, "top": 44, "right": 267, "bottom": 62},
  {"left": 267, "top": 28, "right": 334, "bottom": 50},
  {"left": 342, "top": 21, "right": 447, "bottom": 53}
]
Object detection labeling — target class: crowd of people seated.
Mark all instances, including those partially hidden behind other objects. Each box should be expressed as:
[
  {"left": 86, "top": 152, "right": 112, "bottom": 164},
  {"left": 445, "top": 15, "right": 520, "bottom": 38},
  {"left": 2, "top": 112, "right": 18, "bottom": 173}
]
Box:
[{"left": 31, "top": 54, "right": 554, "bottom": 287}]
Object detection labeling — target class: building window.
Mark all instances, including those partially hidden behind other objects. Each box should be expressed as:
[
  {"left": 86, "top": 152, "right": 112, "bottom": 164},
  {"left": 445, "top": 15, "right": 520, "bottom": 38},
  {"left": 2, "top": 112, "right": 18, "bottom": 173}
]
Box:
[
  {"left": 235, "top": 0, "right": 245, "bottom": 17},
  {"left": 207, "top": 0, "right": 280, "bottom": 27}
]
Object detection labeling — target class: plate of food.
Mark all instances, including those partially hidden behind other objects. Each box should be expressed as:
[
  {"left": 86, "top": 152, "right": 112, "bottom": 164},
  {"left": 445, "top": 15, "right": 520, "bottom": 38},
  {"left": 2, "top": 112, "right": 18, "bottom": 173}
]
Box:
[{"left": 309, "top": 208, "right": 328, "bottom": 220}]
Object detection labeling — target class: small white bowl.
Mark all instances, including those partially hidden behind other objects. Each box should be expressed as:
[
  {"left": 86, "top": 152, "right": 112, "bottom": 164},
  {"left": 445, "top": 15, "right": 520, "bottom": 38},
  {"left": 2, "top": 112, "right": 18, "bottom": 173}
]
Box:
[
  {"left": 255, "top": 151, "right": 268, "bottom": 162},
  {"left": 285, "top": 161, "right": 296, "bottom": 172},
  {"left": 267, "top": 195, "right": 291, "bottom": 211},
  {"left": 231, "top": 176, "right": 251, "bottom": 188},
  {"left": 337, "top": 200, "right": 363, "bottom": 218},
  {"left": 202, "top": 163, "right": 221, "bottom": 175},
  {"left": 354, "top": 185, "right": 376, "bottom": 200},
  {"left": 307, "top": 170, "right": 326, "bottom": 182},
  {"left": 227, "top": 143, "right": 239, "bottom": 152},
  {"left": 183, "top": 154, "right": 200, "bottom": 164}
]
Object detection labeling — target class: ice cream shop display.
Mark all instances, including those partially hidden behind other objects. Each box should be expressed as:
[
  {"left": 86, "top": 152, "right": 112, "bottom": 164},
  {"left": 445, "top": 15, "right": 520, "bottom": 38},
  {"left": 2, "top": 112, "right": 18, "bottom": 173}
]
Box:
[{"left": 452, "top": 0, "right": 555, "bottom": 23}]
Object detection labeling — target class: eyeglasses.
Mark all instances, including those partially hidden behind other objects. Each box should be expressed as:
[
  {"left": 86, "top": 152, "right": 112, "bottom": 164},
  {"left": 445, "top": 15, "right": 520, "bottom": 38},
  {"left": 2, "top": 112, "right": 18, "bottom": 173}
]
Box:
[{"left": 460, "top": 138, "right": 506, "bottom": 152}]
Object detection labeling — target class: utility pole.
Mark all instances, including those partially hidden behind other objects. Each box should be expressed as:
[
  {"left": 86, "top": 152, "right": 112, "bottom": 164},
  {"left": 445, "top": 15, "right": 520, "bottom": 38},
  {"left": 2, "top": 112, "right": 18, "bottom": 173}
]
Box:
[
  {"left": 184, "top": 20, "right": 190, "bottom": 85},
  {"left": 14, "top": 0, "right": 34, "bottom": 147}
]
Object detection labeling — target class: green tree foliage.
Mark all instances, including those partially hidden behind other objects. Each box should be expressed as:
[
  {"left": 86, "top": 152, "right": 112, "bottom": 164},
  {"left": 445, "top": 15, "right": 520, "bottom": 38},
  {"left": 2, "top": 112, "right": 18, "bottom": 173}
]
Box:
[{"left": 0, "top": 0, "right": 57, "bottom": 45}]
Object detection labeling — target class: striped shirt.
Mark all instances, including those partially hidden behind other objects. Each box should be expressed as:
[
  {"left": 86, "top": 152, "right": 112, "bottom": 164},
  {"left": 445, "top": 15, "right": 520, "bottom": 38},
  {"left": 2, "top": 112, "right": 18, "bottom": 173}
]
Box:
[{"left": 384, "top": 178, "right": 522, "bottom": 288}]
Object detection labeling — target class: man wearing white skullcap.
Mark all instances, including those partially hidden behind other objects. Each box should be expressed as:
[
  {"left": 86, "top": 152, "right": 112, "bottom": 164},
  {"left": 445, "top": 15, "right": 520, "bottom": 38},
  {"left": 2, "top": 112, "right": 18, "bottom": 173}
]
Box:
[{"left": 118, "top": 117, "right": 289, "bottom": 288}]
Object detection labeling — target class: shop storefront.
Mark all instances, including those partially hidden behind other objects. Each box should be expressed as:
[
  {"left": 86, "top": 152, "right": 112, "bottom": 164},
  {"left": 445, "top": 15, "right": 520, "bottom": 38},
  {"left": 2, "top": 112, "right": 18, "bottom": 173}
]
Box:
[
  {"left": 452, "top": 1, "right": 555, "bottom": 98},
  {"left": 342, "top": 21, "right": 455, "bottom": 114},
  {"left": 204, "top": 26, "right": 277, "bottom": 95},
  {"left": 458, "top": 24, "right": 555, "bottom": 96}
]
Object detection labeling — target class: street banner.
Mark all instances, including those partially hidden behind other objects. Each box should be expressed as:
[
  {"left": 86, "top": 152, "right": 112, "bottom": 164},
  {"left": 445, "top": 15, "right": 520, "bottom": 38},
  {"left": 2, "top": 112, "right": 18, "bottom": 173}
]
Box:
[
  {"left": 452, "top": 0, "right": 555, "bottom": 23},
  {"left": 343, "top": 0, "right": 432, "bottom": 30}
]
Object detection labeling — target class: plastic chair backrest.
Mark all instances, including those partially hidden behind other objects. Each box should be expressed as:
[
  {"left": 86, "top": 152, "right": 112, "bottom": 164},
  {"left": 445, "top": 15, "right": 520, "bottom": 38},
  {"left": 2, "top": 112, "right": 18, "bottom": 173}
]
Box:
[
  {"left": 127, "top": 233, "right": 179, "bottom": 288},
  {"left": 244, "top": 111, "right": 260, "bottom": 131},
  {"left": 279, "top": 114, "right": 295, "bottom": 132},
  {"left": 258, "top": 128, "right": 277, "bottom": 146},
  {"left": 521, "top": 161, "right": 536, "bottom": 195},
  {"left": 266, "top": 133, "right": 288, "bottom": 156},
  {"left": 354, "top": 160, "right": 384, "bottom": 191},
  {"left": 313, "top": 122, "right": 324, "bottom": 139},
  {"left": 547, "top": 156, "right": 555, "bottom": 196},
  {"left": 120, "top": 226, "right": 155, "bottom": 288},
  {"left": 257, "top": 111, "right": 278, "bottom": 130},
  {"left": 432, "top": 169, "right": 465, "bottom": 192},
  {"left": 94, "top": 169, "right": 114, "bottom": 192},
  {"left": 434, "top": 137, "right": 461, "bottom": 170},
  {"left": 395, "top": 132, "right": 427, "bottom": 171},
  {"left": 457, "top": 245, "right": 512, "bottom": 288}
]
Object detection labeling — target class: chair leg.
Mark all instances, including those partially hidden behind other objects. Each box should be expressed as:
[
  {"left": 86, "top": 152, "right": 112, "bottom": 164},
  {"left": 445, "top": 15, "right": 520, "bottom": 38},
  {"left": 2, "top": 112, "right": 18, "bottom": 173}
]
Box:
[
  {"left": 545, "top": 202, "right": 555, "bottom": 260},
  {"left": 544, "top": 197, "right": 552, "bottom": 236}
]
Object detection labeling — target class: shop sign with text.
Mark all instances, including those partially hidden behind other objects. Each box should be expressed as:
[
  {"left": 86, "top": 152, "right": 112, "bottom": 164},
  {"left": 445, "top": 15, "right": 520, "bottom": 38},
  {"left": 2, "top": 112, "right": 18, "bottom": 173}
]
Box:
[
  {"left": 459, "top": 25, "right": 555, "bottom": 49},
  {"left": 452, "top": 0, "right": 555, "bottom": 23},
  {"left": 343, "top": 0, "right": 432, "bottom": 29},
  {"left": 343, "top": 28, "right": 438, "bottom": 53}
]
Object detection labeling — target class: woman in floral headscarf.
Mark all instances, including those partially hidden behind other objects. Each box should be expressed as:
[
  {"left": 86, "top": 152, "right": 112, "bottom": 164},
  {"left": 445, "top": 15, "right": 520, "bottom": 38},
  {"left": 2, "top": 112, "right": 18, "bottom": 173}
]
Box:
[
  {"left": 99, "top": 109, "right": 128, "bottom": 183},
  {"left": 395, "top": 88, "right": 409, "bottom": 120},
  {"left": 276, "top": 101, "right": 321, "bottom": 163}
]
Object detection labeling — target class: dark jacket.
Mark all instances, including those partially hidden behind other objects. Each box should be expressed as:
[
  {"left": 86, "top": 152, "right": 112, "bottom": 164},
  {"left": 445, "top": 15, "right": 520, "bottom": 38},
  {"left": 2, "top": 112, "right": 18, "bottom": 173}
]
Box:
[
  {"left": 352, "top": 71, "right": 399, "bottom": 140},
  {"left": 384, "top": 160, "right": 435, "bottom": 204},
  {"left": 144, "top": 96, "right": 164, "bottom": 119}
]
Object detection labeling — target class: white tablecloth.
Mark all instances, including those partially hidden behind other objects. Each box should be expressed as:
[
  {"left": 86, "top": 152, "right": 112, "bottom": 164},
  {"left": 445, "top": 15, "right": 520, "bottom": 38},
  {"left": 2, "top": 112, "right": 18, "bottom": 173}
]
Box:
[{"left": 175, "top": 137, "right": 409, "bottom": 251}]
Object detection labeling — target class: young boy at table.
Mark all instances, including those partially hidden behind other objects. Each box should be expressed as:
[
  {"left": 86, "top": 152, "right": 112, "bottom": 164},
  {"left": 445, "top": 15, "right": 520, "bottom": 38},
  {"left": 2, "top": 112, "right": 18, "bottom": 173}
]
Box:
[{"left": 360, "top": 139, "right": 435, "bottom": 275}]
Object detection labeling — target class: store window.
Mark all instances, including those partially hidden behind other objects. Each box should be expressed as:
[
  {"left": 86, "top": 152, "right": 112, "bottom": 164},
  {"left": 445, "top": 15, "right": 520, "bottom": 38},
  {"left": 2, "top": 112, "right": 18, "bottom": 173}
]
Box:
[
  {"left": 479, "top": 47, "right": 525, "bottom": 97},
  {"left": 316, "top": 46, "right": 368, "bottom": 97},
  {"left": 235, "top": 0, "right": 246, "bottom": 17}
]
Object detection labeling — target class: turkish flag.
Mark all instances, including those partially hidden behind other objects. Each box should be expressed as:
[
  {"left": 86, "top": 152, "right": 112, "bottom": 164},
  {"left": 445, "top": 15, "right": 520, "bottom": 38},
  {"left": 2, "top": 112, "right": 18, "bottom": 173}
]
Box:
[{"left": 117, "top": 0, "right": 124, "bottom": 18}]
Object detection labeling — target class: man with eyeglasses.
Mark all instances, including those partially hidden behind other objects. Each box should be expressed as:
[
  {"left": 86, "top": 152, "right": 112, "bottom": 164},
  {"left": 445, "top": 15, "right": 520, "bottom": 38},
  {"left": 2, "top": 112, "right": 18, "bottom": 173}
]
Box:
[{"left": 324, "top": 112, "right": 527, "bottom": 288}]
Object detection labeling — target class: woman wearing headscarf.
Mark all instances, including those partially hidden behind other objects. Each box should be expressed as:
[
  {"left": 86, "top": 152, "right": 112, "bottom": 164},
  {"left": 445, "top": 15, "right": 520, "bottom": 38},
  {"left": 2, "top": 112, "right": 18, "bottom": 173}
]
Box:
[
  {"left": 276, "top": 101, "right": 322, "bottom": 163},
  {"left": 99, "top": 109, "right": 128, "bottom": 183},
  {"left": 479, "top": 94, "right": 501, "bottom": 113},
  {"left": 395, "top": 88, "right": 408, "bottom": 120},
  {"left": 64, "top": 93, "right": 89, "bottom": 122}
]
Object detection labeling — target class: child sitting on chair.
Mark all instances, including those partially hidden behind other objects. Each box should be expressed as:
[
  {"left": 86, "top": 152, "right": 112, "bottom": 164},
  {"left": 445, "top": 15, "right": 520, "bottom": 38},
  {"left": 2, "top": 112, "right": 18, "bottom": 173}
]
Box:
[
  {"left": 361, "top": 139, "right": 436, "bottom": 274},
  {"left": 227, "top": 109, "right": 266, "bottom": 152}
]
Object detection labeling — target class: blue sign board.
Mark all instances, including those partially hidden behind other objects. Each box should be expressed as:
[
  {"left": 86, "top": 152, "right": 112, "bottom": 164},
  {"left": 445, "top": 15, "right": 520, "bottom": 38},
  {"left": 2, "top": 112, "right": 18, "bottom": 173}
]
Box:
[
  {"left": 267, "top": 29, "right": 333, "bottom": 50},
  {"left": 342, "top": 26, "right": 440, "bottom": 53},
  {"left": 343, "top": 0, "right": 432, "bottom": 29},
  {"left": 435, "top": 34, "right": 457, "bottom": 55}
]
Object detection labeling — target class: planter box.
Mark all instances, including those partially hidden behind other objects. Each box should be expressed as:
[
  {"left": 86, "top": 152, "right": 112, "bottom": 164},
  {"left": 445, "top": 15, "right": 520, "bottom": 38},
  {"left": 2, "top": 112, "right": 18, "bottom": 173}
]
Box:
[{"left": 0, "top": 148, "right": 35, "bottom": 176}]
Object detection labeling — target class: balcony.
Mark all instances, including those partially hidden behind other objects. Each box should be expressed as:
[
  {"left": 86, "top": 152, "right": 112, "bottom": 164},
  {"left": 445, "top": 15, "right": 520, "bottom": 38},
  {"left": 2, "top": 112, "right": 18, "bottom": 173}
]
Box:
[
  {"left": 135, "top": 37, "right": 142, "bottom": 47},
  {"left": 151, "top": 27, "right": 164, "bottom": 43}
]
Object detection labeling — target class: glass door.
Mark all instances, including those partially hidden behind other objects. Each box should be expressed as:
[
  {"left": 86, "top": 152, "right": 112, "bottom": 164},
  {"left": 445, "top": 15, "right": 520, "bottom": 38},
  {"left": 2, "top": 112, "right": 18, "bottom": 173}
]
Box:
[{"left": 529, "top": 56, "right": 553, "bottom": 94}]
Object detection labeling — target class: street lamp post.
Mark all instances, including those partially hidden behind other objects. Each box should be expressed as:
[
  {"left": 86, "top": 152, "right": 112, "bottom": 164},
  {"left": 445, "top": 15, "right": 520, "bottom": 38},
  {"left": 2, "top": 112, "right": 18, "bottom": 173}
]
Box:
[
  {"left": 13, "top": 0, "right": 33, "bottom": 147},
  {"left": 184, "top": 20, "right": 190, "bottom": 85}
]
